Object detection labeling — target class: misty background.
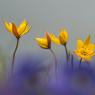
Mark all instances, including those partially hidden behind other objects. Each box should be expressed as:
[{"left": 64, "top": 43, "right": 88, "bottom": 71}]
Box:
[{"left": 0, "top": 0, "right": 95, "bottom": 58}]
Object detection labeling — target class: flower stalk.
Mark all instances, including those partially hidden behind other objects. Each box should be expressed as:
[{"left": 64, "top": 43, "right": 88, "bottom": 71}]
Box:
[
  {"left": 64, "top": 44, "right": 69, "bottom": 62},
  {"left": 71, "top": 53, "right": 74, "bottom": 70},
  {"left": 50, "top": 49, "right": 57, "bottom": 72},
  {"left": 12, "top": 38, "right": 20, "bottom": 75},
  {"left": 50, "top": 48, "right": 58, "bottom": 81},
  {"left": 79, "top": 58, "right": 82, "bottom": 69}
]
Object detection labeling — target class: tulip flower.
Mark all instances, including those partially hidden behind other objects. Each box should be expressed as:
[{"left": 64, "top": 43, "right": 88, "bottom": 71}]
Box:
[
  {"left": 4, "top": 20, "right": 32, "bottom": 74},
  {"left": 74, "top": 35, "right": 95, "bottom": 67},
  {"left": 35, "top": 32, "right": 51, "bottom": 49},
  {"left": 59, "top": 28, "right": 68, "bottom": 45},
  {"left": 50, "top": 28, "right": 69, "bottom": 62},
  {"left": 4, "top": 20, "right": 31, "bottom": 39},
  {"left": 35, "top": 32, "right": 58, "bottom": 80}
]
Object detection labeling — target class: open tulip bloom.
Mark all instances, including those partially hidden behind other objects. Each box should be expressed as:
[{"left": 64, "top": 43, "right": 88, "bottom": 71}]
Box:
[
  {"left": 74, "top": 35, "right": 95, "bottom": 68},
  {"left": 4, "top": 20, "right": 32, "bottom": 39},
  {"left": 4, "top": 20, "right": 32, "bottom": 75}
]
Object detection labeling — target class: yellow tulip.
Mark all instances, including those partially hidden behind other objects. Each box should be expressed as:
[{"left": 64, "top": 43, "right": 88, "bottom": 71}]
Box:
[
  {"left": 74, "top": 35, "right": 95, "bottom": 61},
  {"left": 36, "top": 32, "right": 58, "bottom": 79},
  {"left": 59, "top": 28, "right": 68, "bottom": 45},
  {"left": 50, "top": 28, "right": 68, "bottom": 45},
  {"left": 35, "top": 32, "right": 51, "bottom": 49},
  {"left": 50, "top": 28, "right": 69, "bottom": 62},
  {"left": 4, "top": 20, "right": 32, "bottom": 75},
  {"left": 49, "top": 33, "right": 60, "bottom": 44},
  {"left": 4, "top": 20, "right": 32, "bottom": 39}
]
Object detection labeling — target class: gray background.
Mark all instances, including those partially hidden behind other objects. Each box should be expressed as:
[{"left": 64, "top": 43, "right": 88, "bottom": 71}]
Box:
[{"left": 0, "top": 0, "right": 95, "bottom": 57}]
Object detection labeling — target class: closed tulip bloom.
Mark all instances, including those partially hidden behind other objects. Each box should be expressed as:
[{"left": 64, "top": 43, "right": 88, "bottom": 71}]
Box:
[
  {"left": 50, "top": 28, "right": 68, "bottom": 45},
  {"left": 35, "top": 32, "right": 51, "bottom": 49},
  {"left": 50, "top": 28, "right": 69, "bottom": 62},
  {"left": 36, "top": 32, "right": 58, "bottom": 79},
  {"left": 59, "top": 28, "right": 68, "bottom": 45}
]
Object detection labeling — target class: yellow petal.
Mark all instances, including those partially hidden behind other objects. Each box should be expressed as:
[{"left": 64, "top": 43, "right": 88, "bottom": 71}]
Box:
[
  {"left": 88, "top": 44, "right": 95, "bottom": 50},
  {"left": 18, "top": 20, "right": 28, "bottom": 35},
  {"left": 89, "top": 52, "right": 95, "bottom": 57},
  {"left": 83, "top": 56, "right": 92, "bottom": 61},
  {"left": 20, "top": 25, "right": 32, "bottom": 37},
  {"left": 59, "top": 28, "right": 68, "bottom": 40},
  {"left": 4, "top": 21, "right": 12, "bottom": 33},
  {"left": 59, "top": 28, "right": 68, "bottom": 45},
  {"left": 35, "top": 38, "right": 48, "bottom": 49},
  {"left": 76, "top": 40, "right": 84, "bottom": 49},
  {"left": 12, "top": 23, "right": 20, "bottom": 38},
  {"left": 49, "top": 33, "right": 60, "bottom": 44},
  {"left": 84, "top": 35, "right": 90, "bottom": 45}
]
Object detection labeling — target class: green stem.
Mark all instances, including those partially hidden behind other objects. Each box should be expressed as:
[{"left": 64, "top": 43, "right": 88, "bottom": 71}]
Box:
[
  {"left": 71, "top": 54, "right": 74, "bottom": 70},
  {"left": 12, "top": 38, "right": 20, "bottom": 75},
  {"left": 50, "top": 49, "right": 57, "bottom": 79},
  {"left": 79, "top": 58, "right": 82, "bottom": 69},
  {"left": 64, "top": 44, "right": 69, "bottom": 63}
]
